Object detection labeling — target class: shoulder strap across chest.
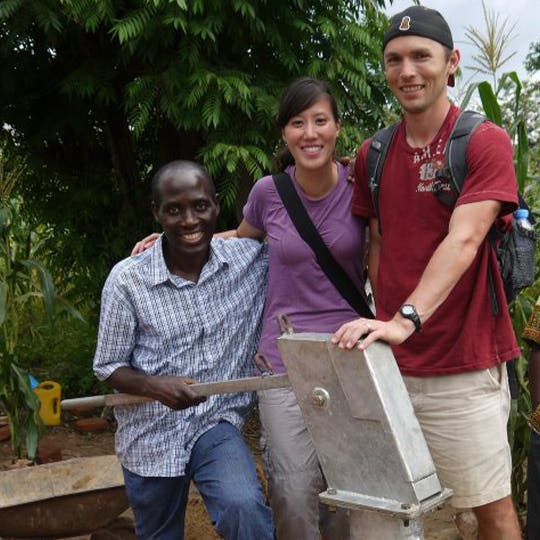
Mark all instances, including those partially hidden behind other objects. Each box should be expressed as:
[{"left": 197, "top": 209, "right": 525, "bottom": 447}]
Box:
[{"left": 273, "top": 172, "right": 374, "bottom": 318}]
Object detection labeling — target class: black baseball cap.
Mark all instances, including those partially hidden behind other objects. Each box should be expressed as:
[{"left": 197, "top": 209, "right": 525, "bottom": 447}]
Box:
[{"left": 383, "top": 6, "right": 455, "bottom": 86}]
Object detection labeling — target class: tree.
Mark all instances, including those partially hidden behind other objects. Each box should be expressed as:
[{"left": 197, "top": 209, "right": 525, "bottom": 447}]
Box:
[
  {"left": 0, "top": 0, "right": 393, "bottom": 297},
  {"left": 525, "top": 42, "right": 540, "bottom": 181},
  {"left": 525, "top": 40, "right": 540, "bottom": 74}
]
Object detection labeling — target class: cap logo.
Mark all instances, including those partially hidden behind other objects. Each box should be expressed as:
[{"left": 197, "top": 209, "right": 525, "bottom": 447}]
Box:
[{"left": 399, "top": 16, "right": 411, "bottom": 31}]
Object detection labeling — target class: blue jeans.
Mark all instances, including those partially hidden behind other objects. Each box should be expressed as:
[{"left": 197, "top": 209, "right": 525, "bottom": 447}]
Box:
[
  {"left": 122, "top": 421, "right": 274, "bottom": 540},
  {"left": 527, "top": 431, "right": 540, "bottom": 539}
]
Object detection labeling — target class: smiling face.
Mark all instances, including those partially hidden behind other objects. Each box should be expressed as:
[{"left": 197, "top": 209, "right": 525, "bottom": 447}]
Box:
[
  {"left": 383, "top": 35, "right": 459, "bottom": 116},
  {"left": 281, "top": 96, "right": 341, "bottom": 174},
  {"left": 152, "top": 166, "right": 219, "bottom": 265}
]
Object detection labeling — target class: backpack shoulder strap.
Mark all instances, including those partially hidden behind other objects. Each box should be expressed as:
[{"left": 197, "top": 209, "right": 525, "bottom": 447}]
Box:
[
  {"left": 446, "top": 111, "right": 504, "bottom": 316},
  {"left": 366, "top": 121, "right": 399, "bottom": 234},
  {"left": 435, "top": 110, "right": 487, "bottom": 207}
]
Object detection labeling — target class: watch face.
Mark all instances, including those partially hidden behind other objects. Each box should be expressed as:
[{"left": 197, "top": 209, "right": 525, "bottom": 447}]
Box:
[
  {"left": 401, "top": 305, "right": 415, "bottom": 316},
  {"left": 400, "top": 304, "right": 421, "bottom": 332}
]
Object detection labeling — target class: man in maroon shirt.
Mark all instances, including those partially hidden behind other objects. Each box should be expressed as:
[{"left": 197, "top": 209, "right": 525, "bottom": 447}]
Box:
[{"left": 333, "top": 6, "right": 521, "bottom": 538}]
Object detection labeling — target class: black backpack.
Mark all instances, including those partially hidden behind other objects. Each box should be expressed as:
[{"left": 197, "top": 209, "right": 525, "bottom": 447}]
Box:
[{"left": 366, "top": 110, "right": 537, "bottom": 315}]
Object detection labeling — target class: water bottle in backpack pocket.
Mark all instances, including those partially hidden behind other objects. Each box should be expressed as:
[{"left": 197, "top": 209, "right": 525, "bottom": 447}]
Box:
[{"left": 498, "top": 208, "right": 537, "bottom": 303}]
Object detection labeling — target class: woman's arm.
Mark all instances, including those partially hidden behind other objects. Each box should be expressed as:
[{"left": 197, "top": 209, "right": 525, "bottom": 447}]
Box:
[
  {"left": 131, "top": 233, "right": 160, "bottom": 255},
  {"left": 237, "top": 219, "right": 265, "bottom": 240},
  {"left": 215, "top": 229, "right": 238, "bottom": 239},
  {"left": 214, "top": 219, "right": 266, "bottom": 240}
]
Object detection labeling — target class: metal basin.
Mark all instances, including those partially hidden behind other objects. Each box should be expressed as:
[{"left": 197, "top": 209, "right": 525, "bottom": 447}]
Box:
[{"left": 0, "top": 455, "right": 129, "bottom": 538}]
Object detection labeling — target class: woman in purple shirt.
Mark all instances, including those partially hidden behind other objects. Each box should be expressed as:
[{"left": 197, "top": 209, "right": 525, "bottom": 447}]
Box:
[{"left": 237, "top": 78, "right": 367, "bottom": 540}]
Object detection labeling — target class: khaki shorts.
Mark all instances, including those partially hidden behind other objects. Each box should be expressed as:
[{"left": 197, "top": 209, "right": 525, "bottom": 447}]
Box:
[{"left": 403, "top": 364, "right": 512, "bottom": 509}]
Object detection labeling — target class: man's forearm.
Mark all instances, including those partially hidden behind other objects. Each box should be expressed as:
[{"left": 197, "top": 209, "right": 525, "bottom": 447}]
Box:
[
  {"left": 106, "top": 366, "right": 206, "bottom": 410},
  {"left": 403, "top": 231, "right": 480, "bottom": 324},
  {"left": 106, "top": 366, "right": 156, "bottom": 397},
  {"left": 402, "top": 200, "right": 501, "bottom": 326},
  {"left": 332, "top": 201, "right": 501, "bottom": 350}
]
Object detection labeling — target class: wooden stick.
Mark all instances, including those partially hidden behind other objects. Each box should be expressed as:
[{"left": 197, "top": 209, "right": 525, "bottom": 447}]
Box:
[{"left": 61, "top": 374, "right": 290, "bottom": 411}]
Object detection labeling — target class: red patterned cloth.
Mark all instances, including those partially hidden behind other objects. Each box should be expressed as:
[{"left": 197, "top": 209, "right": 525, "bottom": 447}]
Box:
[{"left": 523, "top": 304, "right": 540, "bottom": 346}]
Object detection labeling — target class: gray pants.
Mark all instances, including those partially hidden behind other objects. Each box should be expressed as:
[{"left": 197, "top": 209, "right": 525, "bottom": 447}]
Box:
[{"left": 258, "top": 387, "right": 349, "bottom": 540}]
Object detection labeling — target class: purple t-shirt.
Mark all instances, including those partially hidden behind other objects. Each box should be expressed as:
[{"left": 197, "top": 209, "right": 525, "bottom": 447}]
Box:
[{"left": 243, "top": 163, "right": 368, "bottom": 373}]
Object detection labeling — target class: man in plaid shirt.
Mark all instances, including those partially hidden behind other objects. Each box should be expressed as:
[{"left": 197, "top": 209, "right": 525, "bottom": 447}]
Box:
[{"left": 94, "top": 160, "right": 273, "bottom": 540}]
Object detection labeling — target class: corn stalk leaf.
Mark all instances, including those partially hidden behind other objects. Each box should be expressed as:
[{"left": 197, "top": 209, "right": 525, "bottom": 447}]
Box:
[
  {"left": 20, "top": 260, "right": 56, "bottom": 323},
  {"left": 0, "top": 283, "right": 6, "bottom": 326},
  {"left": 477, "top": 81, "right": 503, "bottom": 126}
]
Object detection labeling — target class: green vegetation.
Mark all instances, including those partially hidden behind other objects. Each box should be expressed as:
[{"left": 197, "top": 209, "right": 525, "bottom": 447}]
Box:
[
  {"left": 461, "top": 2, "right": 540, "bottom": 510},
  {"left": 0, "top": 152, "right": 87, "bottom": 460},
  {"left": 0, "top": 0, "right": 393, "bottom": 304},
  {"left": 463, "top": 72, "right": 540, "bottom": 511}
]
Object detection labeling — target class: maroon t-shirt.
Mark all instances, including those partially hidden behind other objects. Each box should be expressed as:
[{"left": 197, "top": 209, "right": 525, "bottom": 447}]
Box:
[{"left": 352, "top": 105, "right": 520, "bottom": 376}]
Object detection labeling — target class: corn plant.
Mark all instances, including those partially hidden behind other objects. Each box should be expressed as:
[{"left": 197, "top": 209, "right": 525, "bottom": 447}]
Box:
[
  {"left": 0, "top": 156, "right": 65, "bottom": 461},
  {"left": 464, "top": 0, "right": 517, "bottom": 89},
  {"left": 461, "top": 72, "right": 540, "bottom": 511}
]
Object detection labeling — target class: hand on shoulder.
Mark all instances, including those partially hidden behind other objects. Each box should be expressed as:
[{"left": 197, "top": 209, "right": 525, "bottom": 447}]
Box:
[{"left": 131, "top": 233, "right": 160, "bottom": 255}]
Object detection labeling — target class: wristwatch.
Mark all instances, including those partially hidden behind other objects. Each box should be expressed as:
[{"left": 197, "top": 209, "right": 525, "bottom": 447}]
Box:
[{"left": 399, "top": 304, "right": 422, "bottom": 333}]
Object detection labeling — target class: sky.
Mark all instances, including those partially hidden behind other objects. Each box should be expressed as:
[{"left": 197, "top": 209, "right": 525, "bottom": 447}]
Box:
[{"left": 384, "top": 0, "right": 540, "bottom": 85}]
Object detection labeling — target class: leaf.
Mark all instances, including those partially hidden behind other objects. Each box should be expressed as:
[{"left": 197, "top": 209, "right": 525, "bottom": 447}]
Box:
[
  {"left": 25, "top": 419, "right": 40, "bottom": 461},
  {"left": 459, "top": 82, "right": 479, "bottom": 110},
  {"left": 163, "top": 14, "right": 188, "bottom": 32},
  {"left": 11, "top": 364, "right": 35, "bottom": 402},
  {"left": 0, "top": 207, "right": 11, "bottom": 232},
  {"left": 505, "top": 71, "right": 522, "bottom": 102},
  {"left": 10, "top": 363, "right": 42, "bottom": 461},
  {"left": 0, "top": 282, "right": 7, "bottom": 326},
  {"left": 232, "top": 0, "right": 256, "bottom": 19},
  {"left": 515, "top": 120, "right": 529, "bottom": 192},
  {"left": 0, "top": 0, "right": 23, "bottom": 20},
  {"left": 20, "top": 260, "right": 56, "bottom": 323},
  {"left": 109, "top": 6, "right": 156, "bottom": 44},
  {"left": 201, "top": 93, "right": 222, "bottom": 129},
  {"left": 477, "top": 81, "right": 503, "bottom": 126},
  {"left": 56, "top": 296, "right": 86, "bottom": 324},
  {"left": 31, "top": 2, "right": 64, "bottom": 33}
]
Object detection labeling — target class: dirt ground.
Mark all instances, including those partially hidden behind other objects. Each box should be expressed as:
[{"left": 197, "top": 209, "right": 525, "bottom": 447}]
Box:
[{"left": 0, "top": 415, "right": 467, "bottom": 540}]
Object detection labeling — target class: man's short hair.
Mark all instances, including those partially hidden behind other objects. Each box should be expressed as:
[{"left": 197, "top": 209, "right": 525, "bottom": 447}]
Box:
[{"left": 151, "top": 161, "right": 216, "bottom": 204}]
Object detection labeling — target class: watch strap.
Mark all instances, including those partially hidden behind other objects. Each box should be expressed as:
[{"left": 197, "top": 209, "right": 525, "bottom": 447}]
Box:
[{"left": 400, "top": 304, "right": 422, "bottom": 332}]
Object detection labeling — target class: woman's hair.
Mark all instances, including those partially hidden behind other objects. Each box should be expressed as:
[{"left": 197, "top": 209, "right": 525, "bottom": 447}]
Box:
[{"left": 275, "top": 77, "right": 339, "bottom": 170}]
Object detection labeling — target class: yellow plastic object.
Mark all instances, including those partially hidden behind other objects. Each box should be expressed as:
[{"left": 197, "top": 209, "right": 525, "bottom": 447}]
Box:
[{"left": 34, "top": 381, "right": 62, "bottom": 426}]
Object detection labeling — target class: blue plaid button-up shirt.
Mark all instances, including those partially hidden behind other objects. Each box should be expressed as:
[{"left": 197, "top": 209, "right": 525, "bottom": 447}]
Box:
[{"left": 93, "top": 236, "right": 268, "bottom": 476}]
